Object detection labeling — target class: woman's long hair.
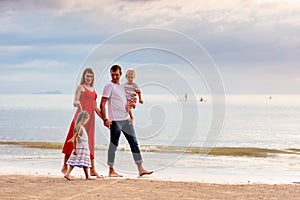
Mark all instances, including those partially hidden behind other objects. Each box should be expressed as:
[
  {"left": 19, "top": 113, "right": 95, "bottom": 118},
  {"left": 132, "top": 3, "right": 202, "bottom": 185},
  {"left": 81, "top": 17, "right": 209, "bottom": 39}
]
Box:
[{"left": 80, "top": 68, "right": 95, "bottom": 87}]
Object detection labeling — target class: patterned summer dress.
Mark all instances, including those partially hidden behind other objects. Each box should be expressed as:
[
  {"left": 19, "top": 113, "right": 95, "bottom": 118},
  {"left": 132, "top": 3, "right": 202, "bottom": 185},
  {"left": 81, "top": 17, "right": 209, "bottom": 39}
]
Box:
[{"left": 124, "top": 82, "right": 141, "bottom": 104}]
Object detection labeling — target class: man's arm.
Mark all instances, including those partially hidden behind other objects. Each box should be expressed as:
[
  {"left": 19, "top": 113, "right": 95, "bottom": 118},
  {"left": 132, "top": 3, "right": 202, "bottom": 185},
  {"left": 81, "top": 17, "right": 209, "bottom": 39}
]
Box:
[{"left": 100, "top": 97, "right": 111, "bottom": 128}]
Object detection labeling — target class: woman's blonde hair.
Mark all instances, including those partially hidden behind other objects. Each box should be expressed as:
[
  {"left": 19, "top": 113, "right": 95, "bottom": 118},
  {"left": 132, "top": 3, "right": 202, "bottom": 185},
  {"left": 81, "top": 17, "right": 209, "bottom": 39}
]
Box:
[{"left": 80, "top": 68, "right": 95, "bottom": 87}]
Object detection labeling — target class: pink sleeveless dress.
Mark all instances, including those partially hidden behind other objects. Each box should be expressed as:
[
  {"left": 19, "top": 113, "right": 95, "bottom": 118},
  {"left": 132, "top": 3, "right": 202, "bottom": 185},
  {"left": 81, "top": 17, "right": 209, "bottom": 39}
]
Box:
[{"left": 62, "top": 85, "right": 97, "bottom": 159}]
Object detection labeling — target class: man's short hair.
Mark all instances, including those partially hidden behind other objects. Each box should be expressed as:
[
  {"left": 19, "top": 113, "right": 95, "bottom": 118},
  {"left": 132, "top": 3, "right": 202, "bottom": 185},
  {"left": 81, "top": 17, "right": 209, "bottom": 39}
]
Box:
[{"left": 110, "top": 65, "right": 122, "bottom": 74}]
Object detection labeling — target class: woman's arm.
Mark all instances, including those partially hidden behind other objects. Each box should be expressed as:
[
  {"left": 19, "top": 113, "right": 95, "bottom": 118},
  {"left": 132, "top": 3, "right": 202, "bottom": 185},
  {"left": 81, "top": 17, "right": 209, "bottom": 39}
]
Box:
[
  {"left": 73, "top": 85, "right": 84, "bottom": 110},
  {"left": 95, "top": 101, "right": 102, "bottom": 119}
]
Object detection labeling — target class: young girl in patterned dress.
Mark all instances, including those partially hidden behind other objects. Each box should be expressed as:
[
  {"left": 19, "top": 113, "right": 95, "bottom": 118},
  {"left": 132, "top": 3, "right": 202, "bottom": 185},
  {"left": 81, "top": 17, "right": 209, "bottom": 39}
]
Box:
[{"left": 64, "top": 111, "right": 94, "bottom": 180}]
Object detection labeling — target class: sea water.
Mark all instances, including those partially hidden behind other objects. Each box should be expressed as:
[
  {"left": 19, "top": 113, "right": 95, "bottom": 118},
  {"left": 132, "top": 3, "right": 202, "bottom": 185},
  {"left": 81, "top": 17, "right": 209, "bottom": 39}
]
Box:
[
  {"left": 1, "top": 94, "right": 300, "bottom": 148},
  {"left": 0, "top": 94, "right": 300, "bottom": 183}
]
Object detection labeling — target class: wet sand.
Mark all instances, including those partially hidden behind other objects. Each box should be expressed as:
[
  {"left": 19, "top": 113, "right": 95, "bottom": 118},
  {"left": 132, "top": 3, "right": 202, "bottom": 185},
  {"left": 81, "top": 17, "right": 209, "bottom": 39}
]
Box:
[{"left": 1, "top": 175, "right": 300, "bottom": 200}]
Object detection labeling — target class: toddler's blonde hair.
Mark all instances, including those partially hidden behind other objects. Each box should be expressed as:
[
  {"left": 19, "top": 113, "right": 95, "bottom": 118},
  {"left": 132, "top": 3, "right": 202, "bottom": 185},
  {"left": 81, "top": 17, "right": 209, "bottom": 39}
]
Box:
[{"left": 125, "top": 69, "right": 136, "bottom": 78}]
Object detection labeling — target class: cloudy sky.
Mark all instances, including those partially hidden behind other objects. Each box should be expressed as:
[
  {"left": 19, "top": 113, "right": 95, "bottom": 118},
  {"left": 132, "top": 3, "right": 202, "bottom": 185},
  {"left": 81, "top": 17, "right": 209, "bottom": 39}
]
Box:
[{"left": 0, "top": 0, "right": 299, "bottom": 94}]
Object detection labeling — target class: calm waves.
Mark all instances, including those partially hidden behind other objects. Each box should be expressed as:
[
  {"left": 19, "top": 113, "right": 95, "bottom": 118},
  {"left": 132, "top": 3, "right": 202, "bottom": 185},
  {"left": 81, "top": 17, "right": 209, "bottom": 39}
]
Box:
[{"left": 1, "top": 141, "right": 300, "bottom": 158}]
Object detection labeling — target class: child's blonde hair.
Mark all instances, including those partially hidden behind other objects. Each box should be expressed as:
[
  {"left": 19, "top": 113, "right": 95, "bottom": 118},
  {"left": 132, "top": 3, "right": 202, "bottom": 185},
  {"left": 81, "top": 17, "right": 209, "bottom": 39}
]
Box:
[
  {"left": 69, "top": 111, "right": 89, "bottom": 143},
  {"left": 125, "top": 69, "right": 136, "bottom": 78}
]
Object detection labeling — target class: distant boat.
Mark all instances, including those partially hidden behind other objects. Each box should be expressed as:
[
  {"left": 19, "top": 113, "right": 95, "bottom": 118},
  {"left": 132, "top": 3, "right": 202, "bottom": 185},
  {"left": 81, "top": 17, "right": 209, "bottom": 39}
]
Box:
[
  {"left": 177, "top": 93, "right": 188, "bottom": 102},
  {"left": 177, "top": 94, "right": 207, "bottom": 102}
]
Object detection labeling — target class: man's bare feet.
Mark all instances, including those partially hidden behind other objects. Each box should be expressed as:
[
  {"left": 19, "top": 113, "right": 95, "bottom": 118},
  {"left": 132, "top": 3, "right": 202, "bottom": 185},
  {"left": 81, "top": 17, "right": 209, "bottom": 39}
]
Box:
[
  {"left": 86, "top": 176, "right": 96, "bottom": 180},
  {"left": 109, "top": 168, "right": 123, "bottom": 177},
  {"left": 109, "top": 171, "right": 123, "bottom": 177},
  {"left": 139, "top": 170, "right": 153, "bottom": 177}
]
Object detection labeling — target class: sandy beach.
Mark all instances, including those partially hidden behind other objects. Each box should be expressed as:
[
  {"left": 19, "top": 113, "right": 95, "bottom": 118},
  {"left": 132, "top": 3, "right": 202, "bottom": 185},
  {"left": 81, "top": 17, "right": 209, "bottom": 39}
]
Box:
[{"left": 1, "top": 175, "right": 300, "bottom": 200}]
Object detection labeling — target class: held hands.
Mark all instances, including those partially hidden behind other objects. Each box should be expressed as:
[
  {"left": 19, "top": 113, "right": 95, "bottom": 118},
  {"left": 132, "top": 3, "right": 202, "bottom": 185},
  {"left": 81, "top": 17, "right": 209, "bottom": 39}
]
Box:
[
  {"left": 103, "top": 119, "right": 112, "bottom": 129},
  {"left": 139, "top": 99, "right": 144, "bottom": 104},
  {"left": 73, "top": 150, "right": 77, "bottom": 155},
  {"left": 129, "top": 117, "right": 134, "bottom": 125}
]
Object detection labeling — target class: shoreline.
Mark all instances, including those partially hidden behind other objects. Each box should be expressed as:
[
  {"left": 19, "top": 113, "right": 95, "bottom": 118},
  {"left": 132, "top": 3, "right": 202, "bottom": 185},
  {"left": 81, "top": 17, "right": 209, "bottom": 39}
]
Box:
[
  {"left": 1, "top": 141, "right": 300, "bottom": 158},
  {"left": 0, "top": 143, "right": 300, "bottom": 184},
  {"left": 1, "top": 142, "right": 300, "bottom": 185},
  {"left": 1, "top": 174, "right": 300, "bottom": 200},
  {"left": 1, "top": 155, "right": 300, "bottom": 185}
]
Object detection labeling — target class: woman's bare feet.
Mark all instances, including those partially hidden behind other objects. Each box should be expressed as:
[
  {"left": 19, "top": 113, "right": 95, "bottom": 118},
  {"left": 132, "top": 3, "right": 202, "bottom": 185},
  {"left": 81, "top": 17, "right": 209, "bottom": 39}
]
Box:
[
  {"left": 61, "top": 165, "right": 68, "bottom": 175},
  {"left": 64, "top": 175, "right": 72, "bottom": 181},
  {"left": 86, "top": 176, "right": 96, "bottom": 180},
  {"left": 61, "top": 166, "right": 75, "bottom": 178},
  {"left": 109, "top": 168, "right": 123, "bottom": 177},
  {"left": 90, "top": 170, "right": 104, "bottom": 178},
  {"left": 62, "top": 154, "right": 70, "bottom": 175}
]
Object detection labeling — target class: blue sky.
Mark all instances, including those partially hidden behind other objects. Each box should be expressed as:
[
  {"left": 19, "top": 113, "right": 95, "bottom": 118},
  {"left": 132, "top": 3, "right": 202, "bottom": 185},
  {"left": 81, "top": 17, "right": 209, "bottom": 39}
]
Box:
[{"left": 0, "top": 0, "right": 299, "bottom": 94}]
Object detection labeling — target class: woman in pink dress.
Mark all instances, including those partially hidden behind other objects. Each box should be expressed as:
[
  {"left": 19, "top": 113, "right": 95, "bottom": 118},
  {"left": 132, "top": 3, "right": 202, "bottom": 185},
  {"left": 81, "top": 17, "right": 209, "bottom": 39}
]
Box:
[{"left": 61, "top": 68, "right": 102, "bottom": 178}]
